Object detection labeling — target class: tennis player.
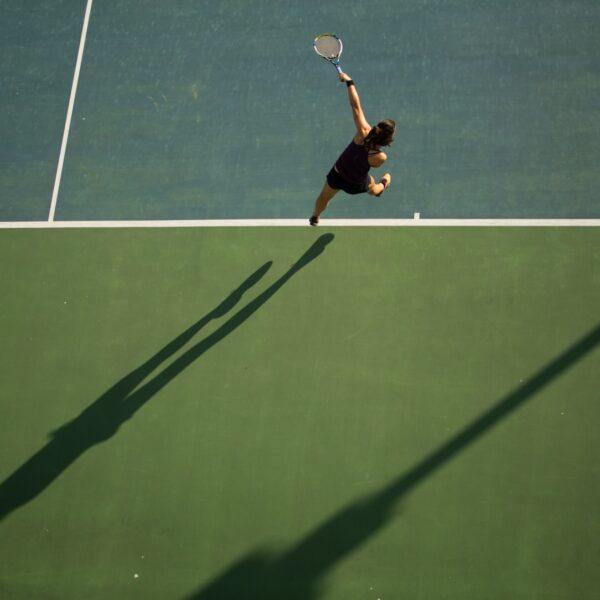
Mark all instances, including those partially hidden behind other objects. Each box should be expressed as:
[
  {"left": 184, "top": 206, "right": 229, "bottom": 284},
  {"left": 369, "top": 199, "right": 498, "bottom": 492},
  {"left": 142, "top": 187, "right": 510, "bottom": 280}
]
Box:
[{"left": 309, "top": 72, "right": 394, "bottom": 226}]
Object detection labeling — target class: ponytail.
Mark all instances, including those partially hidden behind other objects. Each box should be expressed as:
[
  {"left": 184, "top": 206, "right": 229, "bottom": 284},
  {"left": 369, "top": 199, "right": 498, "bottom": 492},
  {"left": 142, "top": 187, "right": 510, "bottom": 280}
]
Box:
[{"left": 364, "top": 119, "right": 396, "bottom": 149}]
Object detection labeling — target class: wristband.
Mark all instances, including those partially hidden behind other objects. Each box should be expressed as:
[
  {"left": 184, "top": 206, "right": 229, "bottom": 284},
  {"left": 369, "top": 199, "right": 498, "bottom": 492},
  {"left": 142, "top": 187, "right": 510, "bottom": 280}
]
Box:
[{"left": 346, "top": 80, "right": 355, "bottom": 87}]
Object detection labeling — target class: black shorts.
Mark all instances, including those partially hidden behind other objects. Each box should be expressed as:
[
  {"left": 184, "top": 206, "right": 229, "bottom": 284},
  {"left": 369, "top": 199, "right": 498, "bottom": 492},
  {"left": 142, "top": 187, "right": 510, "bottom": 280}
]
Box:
[{"left": 326, "top": 167, "right": 370, "bottom": 195}]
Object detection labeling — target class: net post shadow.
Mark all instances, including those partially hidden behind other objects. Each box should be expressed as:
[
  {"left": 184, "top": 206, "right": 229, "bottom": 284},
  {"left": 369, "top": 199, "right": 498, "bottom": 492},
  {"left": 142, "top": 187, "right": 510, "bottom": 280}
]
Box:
[{"left": 185, "top": 322, "right": 600, "bottom": 600}]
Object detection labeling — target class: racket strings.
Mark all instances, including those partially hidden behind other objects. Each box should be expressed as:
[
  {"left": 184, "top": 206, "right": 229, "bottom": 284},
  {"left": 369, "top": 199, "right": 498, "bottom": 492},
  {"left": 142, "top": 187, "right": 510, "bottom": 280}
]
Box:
[{"left": 315, "top": 35, "right": 341, "bottom": 59}]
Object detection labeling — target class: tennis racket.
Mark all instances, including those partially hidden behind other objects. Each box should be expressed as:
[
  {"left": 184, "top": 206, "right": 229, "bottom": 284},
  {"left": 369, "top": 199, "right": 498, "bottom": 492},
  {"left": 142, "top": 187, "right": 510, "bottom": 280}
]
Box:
[{"left": 313, "top": 33, "right": 343, "bottom": 75}]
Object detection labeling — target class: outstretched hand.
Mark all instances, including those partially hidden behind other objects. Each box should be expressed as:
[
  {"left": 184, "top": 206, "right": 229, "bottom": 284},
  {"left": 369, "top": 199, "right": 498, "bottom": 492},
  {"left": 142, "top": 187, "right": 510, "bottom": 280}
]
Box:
[{"left": 339, "top": 72, "right": 352, "bottom": 83}]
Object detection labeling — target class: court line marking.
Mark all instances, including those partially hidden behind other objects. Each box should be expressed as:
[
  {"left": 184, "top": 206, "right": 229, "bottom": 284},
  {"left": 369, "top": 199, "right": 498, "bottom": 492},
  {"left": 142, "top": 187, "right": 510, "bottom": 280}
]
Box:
[
  {"left": 48, "top": 0, "right": 94, "bottom": 223},
  {"left": 1, "top": 219, "right": 600, "bottom": 229}
]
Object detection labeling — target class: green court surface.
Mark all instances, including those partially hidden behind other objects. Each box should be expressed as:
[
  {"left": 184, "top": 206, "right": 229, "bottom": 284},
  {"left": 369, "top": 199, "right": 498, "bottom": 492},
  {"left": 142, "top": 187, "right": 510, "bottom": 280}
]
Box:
[{"left": 0, "top": 228, "right": 598, "bottom": 599}]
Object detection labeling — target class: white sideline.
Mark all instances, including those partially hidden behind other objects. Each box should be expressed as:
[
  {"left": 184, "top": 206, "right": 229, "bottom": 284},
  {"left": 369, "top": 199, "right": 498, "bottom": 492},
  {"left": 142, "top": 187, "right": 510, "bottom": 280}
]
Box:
[
  {"left": 48, "top": 0, "right": 94, "bottom": 222},
  {"left": 1, "top": 219, "right": 599, "bottom": 229}
]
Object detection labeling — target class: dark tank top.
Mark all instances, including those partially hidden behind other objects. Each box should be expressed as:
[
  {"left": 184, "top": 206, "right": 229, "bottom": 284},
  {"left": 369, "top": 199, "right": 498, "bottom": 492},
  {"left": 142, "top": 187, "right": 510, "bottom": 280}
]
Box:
[{"left": 335, "top": 141, "right": 371, "bottom": 185}]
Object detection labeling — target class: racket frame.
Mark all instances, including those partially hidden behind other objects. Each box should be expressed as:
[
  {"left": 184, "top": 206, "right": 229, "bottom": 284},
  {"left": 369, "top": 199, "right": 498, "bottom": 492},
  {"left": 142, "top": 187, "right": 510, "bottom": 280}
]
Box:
[{"left": 313, "top": 33, "right": 343, "bottom": 74}]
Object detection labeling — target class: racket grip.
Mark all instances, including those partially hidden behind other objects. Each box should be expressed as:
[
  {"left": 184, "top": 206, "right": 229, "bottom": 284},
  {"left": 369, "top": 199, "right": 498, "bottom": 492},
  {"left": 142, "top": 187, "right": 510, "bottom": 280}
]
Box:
[{"left": 335, "top": 65, "right": 343, "bottom": 74}]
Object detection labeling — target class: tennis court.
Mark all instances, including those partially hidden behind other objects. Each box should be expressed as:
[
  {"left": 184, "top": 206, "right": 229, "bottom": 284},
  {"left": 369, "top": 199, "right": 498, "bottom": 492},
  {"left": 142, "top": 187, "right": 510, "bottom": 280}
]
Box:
[{"left": 1, "top": 2, "right": 599, "bottom": 599}]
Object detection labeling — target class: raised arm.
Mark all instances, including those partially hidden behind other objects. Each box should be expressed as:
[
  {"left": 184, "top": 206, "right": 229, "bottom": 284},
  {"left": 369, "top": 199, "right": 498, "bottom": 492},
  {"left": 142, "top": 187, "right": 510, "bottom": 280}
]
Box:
[{"left": 339, "top": 72, "right": 371, "bottom": 141}]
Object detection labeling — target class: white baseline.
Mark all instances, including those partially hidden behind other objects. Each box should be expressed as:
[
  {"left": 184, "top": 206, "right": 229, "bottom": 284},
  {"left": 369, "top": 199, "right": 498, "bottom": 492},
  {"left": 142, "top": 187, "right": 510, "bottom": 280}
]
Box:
[{"left": 1, "top": 219, "right": 600, "bottom": 229}]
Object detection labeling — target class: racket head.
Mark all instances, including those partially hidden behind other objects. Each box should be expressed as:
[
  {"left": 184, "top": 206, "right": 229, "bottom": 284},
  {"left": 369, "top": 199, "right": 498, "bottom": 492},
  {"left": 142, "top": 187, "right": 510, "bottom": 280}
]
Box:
[{"left": 313, "top": 33, "right": 343, "bottom": 65}]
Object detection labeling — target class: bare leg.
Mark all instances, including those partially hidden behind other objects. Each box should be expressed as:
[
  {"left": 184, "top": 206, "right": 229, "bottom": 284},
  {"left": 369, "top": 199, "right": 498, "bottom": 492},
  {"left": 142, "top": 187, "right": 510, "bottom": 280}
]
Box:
[
  {"left": 310, "top": 181, "right": 339, "bottom": 225},
  {"left": 368, "top": 173, "right": 392, "bottom": 197}
]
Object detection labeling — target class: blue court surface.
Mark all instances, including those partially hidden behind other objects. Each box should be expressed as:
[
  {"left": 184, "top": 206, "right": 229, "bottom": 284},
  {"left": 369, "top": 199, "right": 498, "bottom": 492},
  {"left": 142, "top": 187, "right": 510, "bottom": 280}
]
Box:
[{"left": 1, "top": 0, "right": 600, "bottom": 223}]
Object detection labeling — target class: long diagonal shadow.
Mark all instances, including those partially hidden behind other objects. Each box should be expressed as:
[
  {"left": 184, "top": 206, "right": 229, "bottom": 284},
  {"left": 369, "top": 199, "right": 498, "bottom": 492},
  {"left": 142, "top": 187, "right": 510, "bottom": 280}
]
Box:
[
  {"left": 0, "top": 234, "right": 335, "bottom": 523},
  {"left": 187, "top": 323, "right": 600, "bottom": 600}
]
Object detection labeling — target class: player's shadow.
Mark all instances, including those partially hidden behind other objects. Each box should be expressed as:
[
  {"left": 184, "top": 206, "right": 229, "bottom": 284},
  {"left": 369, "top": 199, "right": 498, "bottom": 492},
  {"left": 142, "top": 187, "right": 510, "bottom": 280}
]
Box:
[
  {"left": 186, "top": 322, "right": 600, "bottom": 600},
  {"left": 0, "top": 233, "right": 335, "bottom": 523}
]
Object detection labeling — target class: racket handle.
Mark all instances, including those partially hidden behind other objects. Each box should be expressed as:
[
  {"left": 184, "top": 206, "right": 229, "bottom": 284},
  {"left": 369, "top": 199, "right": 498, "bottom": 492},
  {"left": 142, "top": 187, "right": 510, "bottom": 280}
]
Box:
[{"left": 335, "top": 65, "right": 343, "bottom": 74}]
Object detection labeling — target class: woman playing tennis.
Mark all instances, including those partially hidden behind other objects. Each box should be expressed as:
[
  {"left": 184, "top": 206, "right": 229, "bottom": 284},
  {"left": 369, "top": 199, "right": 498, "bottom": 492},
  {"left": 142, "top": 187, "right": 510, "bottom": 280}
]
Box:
[{"left": 309, "top": 72, "right": 395, "bottom": 226}]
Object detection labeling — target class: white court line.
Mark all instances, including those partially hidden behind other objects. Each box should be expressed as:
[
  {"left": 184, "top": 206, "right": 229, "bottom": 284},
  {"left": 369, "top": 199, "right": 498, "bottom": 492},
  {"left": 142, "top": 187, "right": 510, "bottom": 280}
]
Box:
[
  {"left": 1, "top": 219, "right": 600, "bottom": 229},
  {"left": 48, "top": 0, "right": 94, "bottom": 222}
]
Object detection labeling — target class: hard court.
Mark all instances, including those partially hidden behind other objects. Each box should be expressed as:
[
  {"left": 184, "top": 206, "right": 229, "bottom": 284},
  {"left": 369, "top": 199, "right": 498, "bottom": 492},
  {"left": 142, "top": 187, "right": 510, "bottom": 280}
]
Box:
[{"left": 0, "top": 1, "right": 599, "bottom": 599}]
